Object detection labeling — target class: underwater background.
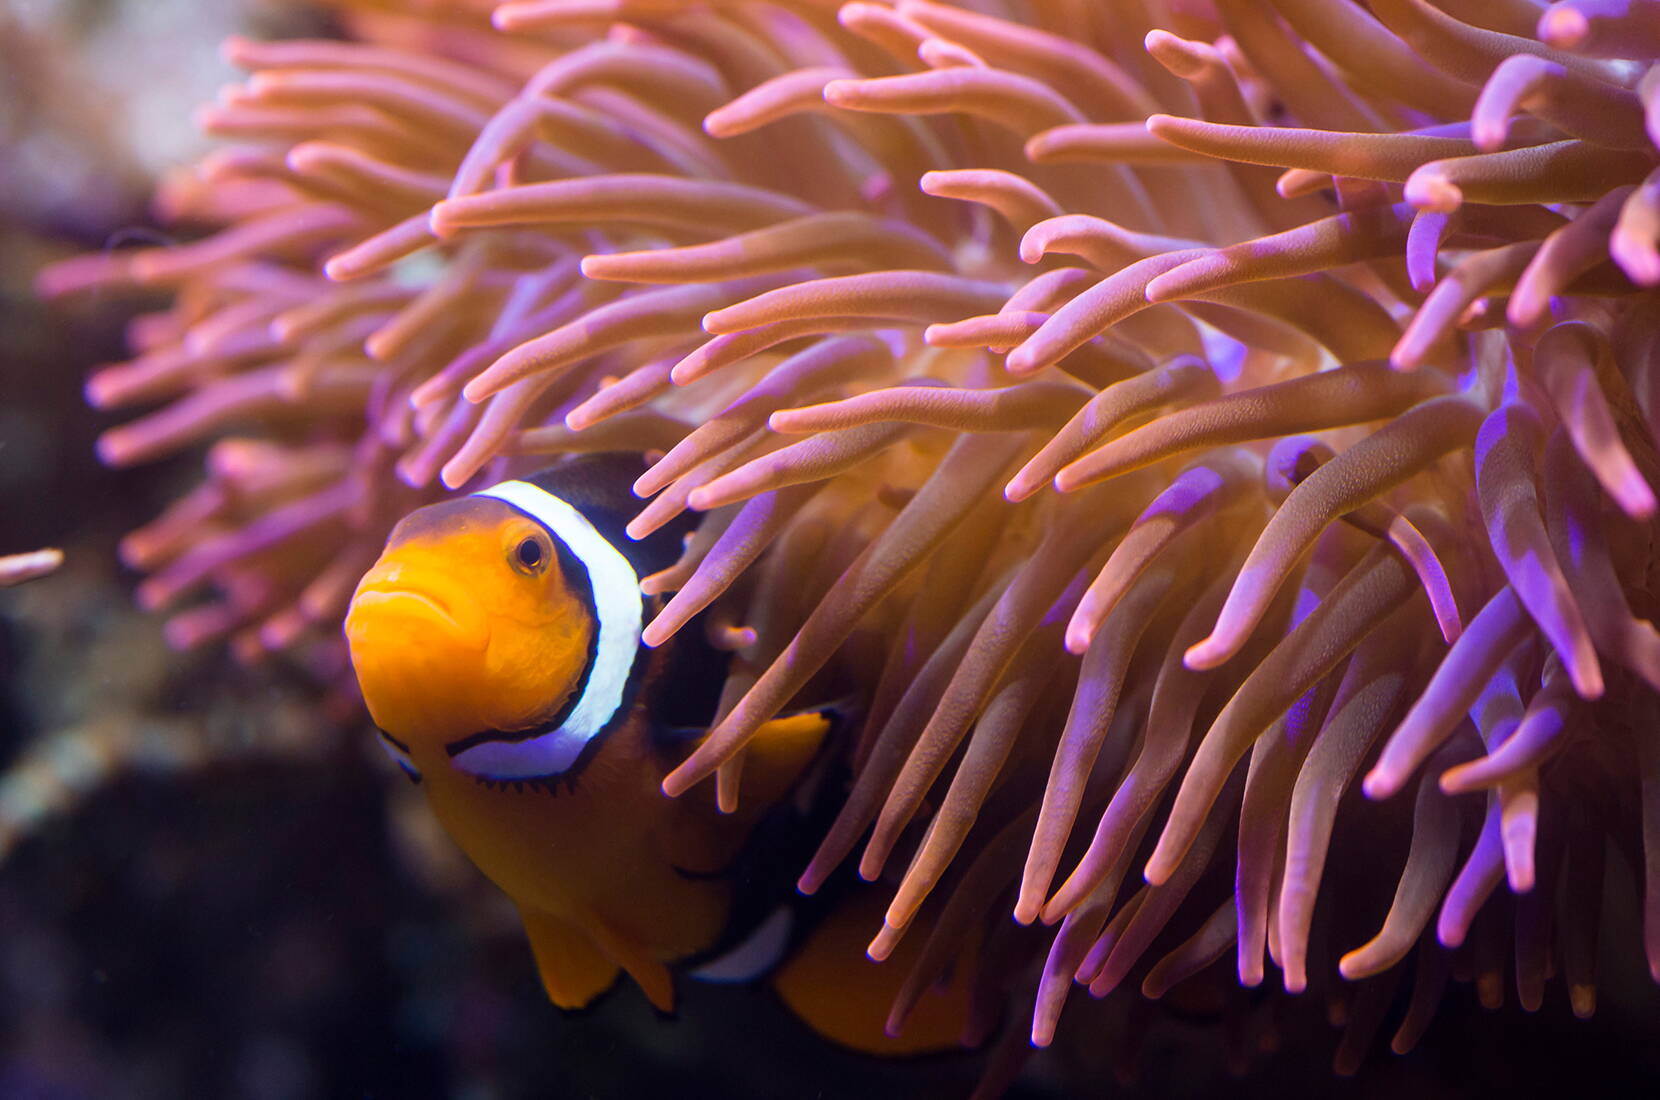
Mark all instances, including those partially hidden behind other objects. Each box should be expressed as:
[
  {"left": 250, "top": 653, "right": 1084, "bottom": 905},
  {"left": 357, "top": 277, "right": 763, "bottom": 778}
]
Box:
[{"left": 4, "top": 1, "right": 1660, "bottom": 1098}]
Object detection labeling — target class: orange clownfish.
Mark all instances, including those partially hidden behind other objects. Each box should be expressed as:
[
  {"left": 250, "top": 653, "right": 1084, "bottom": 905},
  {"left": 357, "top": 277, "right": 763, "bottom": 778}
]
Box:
[{"left": 344, "top": 454, "right": 975, "bottom": 1054}]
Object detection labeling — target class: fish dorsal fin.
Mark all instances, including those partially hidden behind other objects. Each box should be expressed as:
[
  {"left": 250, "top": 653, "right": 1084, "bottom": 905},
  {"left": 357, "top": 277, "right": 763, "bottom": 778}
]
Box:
[{"left": 518, "top": 907, "right": 620, "bottom": 1010}]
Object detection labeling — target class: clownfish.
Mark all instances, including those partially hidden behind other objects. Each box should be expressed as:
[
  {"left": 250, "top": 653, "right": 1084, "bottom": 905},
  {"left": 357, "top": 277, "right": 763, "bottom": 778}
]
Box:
[{"left": 344, "top": 453, "right": 976, "bottom": 1054}]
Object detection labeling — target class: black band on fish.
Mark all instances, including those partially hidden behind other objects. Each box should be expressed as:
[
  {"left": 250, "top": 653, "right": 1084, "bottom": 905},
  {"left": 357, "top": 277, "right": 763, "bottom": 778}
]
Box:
[{"left": 447, "top": 479, "right": 644, "bottom": 780}]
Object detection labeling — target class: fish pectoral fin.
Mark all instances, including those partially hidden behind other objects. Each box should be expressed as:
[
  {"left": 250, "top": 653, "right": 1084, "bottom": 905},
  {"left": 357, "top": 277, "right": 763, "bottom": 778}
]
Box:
[
  {"left": 736, "top": 707, "right": 838, "bottom": 810},
  {"left": 518, "top": 907, "right": 621, "bottom": 1010},
  {"left": 584, "top": 918, "right": 678, "bottom": 1014}
]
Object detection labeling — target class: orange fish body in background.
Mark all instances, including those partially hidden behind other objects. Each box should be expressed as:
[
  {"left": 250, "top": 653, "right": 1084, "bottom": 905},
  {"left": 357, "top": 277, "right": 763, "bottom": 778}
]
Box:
[{"left": 344, "top": 454, "right": 974, "bottom": 1053}]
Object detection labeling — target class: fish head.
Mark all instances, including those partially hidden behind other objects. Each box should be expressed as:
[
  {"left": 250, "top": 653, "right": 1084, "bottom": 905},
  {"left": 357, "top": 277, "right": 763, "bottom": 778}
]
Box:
[{"left": 345, "top": 495, "right": 595, "bottom": 754}]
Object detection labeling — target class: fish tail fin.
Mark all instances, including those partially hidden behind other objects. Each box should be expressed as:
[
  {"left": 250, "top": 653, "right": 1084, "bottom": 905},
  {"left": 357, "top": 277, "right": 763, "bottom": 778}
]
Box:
[
  {"left": 519, "top": 907, "right": 621, "bottom": 1010},
  {"left": 770, "top": 886, "right": 978, "bottom": 1055}
]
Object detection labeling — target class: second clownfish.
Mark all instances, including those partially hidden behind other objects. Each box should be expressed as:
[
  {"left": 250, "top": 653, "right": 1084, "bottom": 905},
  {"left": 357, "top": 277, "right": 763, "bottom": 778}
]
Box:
[{"left": 344, "top": 453, "right": 977, "bottom": 1054}]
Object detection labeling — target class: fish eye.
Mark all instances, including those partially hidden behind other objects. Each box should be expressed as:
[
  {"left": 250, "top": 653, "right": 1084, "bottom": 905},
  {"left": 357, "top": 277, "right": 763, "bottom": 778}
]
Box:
[{"left": 511, "top": 533, "right": 549, "bottom": 576}]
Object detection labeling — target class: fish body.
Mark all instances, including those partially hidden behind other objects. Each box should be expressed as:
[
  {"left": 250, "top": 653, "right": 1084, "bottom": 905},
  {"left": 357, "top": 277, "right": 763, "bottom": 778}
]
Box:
[
  {"left": 346, "top": 454, "right": 825, "bottom": 1011},
  {"left": 345, "top": 453, "right": 975, "bottom": 1051}
]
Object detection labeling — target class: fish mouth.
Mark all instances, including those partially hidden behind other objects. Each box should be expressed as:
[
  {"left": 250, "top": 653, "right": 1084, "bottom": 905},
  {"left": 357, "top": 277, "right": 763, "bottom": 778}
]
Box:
[
  {"left": 351, "top": 584, "right": 460, "bottom": 629},
  {"left": 347, "top": 582, "right": 487, "bottom": 651}
]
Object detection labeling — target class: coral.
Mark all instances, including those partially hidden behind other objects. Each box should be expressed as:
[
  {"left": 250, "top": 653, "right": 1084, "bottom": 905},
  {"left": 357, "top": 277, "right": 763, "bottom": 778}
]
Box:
[{"left": 39, "top": 0, "right": 1660, "bottom": 1077}]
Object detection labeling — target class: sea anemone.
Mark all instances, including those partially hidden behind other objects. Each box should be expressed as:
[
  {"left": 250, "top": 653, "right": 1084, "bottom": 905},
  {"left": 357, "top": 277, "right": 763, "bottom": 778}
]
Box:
[
  {"left": 38, "top": 0, "right": 1660, "bottom": 1080},
  {"left": 0, "top": 550, "right": 63, "bottom": 588}
]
